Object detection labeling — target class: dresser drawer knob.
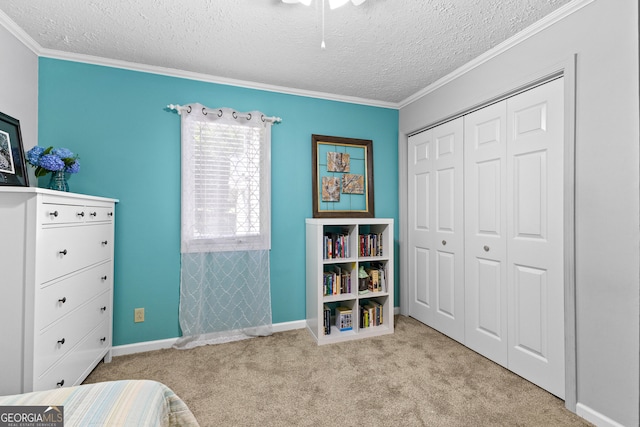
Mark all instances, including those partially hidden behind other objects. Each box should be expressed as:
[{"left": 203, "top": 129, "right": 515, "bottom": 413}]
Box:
[
  {"left": 101, "top": 240, "right": 108, "bottom": 246},
  {"left": 77, "top": 211, "right": 85, "bottom": 217},
  {"left": 58, "top": 297, "right": 67, "bottom": 304},
  {"left": 59, "top": 249, "right": 68, "bottom": 256},
  {"left": 57, "top": 338, "right": 66, "bottom": 345},
  {"left": 56, "top": 379, "right": 65, "bottom": 387},
  {"left": 90, "top": 211, "right": 97, "bottom": 217},
  {"left": 101, "top": 275, "right": 108, "bottom": 281},
  {"left": 107, "top": 212, "right": 113, "bottom": 217},
  {"left": 49, "top": 210, "right": 59, "bottom": 217},
  {"left": 100, "top": 337, "right": 107, "bottom": 343},
  {"left": 100, "top": 306, "right": 107, "bottom": 312}
]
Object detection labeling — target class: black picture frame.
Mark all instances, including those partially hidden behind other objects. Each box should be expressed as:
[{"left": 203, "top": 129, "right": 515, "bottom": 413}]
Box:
[
  {"left": 312, "top": 134, "right": 374, "bottom": 218},
  {"left": 0, "top": 111, "right": 29, "bottom": 187}
]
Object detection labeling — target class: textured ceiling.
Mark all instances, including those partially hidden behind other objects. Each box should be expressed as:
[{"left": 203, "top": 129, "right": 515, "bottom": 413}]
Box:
[{"left": 0, "top": 0, "right": 572, "bottom": 105}]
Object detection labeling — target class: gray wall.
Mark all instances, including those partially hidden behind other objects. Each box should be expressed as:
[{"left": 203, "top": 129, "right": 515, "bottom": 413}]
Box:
[
  {"left": 0, "top": 21, "right": 38, "bottom": 156},
  {"left": 0, "top": 20, "right": 37, "bottom": 394},
  {"left": 399, "top": 1, "right": 639, "bottom": 425}
]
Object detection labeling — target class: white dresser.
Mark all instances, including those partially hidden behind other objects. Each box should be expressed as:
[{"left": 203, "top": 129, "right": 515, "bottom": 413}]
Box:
[{"left": 0, "top": 188, "right": 117, "bottom": 395}]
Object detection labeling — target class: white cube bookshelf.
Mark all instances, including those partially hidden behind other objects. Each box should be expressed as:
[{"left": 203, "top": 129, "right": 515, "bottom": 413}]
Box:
[{"left": 306, "top": 218, "right": 394, "bottom": 345}]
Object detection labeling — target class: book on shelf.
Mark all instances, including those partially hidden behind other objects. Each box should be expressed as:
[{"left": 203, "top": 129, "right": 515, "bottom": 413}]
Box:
[
  {"left": 367, "top": 268, "right": 379, "bottom": 292},
  {"left": 367, "top": 262, "right": 387, "bottom": 293},
  {"left": 359, "top": 232, "right": 383, "bottom": 257},
  {"left": 324, "top": 230, "right": 350, "bottom": 259},
  {"left": 323, "top": 266, "right": 352, "bottom": 296},
  {"left": 335, "top": 306, "right": 353, "bottom": 331},
  {"left": 323, "top": 304, "right": 331, "bottom": 335},
  {"left": 359, "top": 301, "right": 383, "bottom": 328},
  {"left": 359, "top": 305, "right": 368, "bottom": 328}
]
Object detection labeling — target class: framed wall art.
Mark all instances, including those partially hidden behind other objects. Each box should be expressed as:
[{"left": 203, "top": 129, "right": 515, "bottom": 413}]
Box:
[
  {"left": 312, "top": 134, "right": 374, "bottom": 218},
  {"left": 0, "top": 111, "right": 29, "bottom": 187}
]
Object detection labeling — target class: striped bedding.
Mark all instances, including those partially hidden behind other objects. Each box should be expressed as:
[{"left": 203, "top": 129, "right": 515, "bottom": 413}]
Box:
[{"left": 0, "top": 380, "right": 200, "bottom": 426}]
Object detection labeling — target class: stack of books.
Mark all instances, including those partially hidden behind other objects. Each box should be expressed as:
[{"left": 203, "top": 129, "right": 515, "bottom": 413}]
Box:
[
  {"left": 335, "top": 306, "right": 353, "bottom": 331},
  {"left": 359, "top": 301, "right": 383, "bottom": 328},
  {"left": 323, "top": 304, "right": 331, "bottom": 335},
  {"left": 324, "top": 231, "right": 350, "bottom": 259},
  {"left": 323, "top": 266, "right": 352, "bottom": 296},
  {"left": 359, "top": 232, "right": 383, "bottom": 257}
]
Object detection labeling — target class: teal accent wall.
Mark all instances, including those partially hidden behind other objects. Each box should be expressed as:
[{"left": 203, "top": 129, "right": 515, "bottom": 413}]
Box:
[{"left": 38, "top": 58, "right": 399, "bottom": 346}]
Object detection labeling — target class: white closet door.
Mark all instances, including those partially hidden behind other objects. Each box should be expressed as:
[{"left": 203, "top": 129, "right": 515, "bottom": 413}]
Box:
[
  {"left": 506, "top": 78, "right": 565, "bottom": 398},
  {"left": 408, "top": 118, "right": 465, "bottom": 342},
  {"left": 464, "top": 101, "right": 509, "bottom": 367},
  {"left": 407, "top": 78, "right": 564, "bottom": 398}
]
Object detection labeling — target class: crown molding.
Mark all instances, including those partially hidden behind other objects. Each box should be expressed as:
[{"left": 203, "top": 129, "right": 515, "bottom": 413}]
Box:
[
  {"left": 36, "top": 47, "right": 398, "bottom": 109},
  {"left": 0, "top": 8, "right": 40, "bottom": 55},
  {"left": 397, "top": 0, "right": 595, "bottom": 109}
]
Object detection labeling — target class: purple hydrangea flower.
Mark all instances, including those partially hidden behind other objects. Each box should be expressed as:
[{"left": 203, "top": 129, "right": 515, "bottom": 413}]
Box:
[
  {"left": 51, "top": 147, "right": 74, "bottom": 159},
  {"left": 26, "top": 146, "right": 44, "bottom": 166},
  {"left": 65, "top": 160, "right": 80, "bottom": 174},
  {"left": 38, "top": 154, "right": 65, "bottom": 171},
  {"left": 25, "top": 145, "right": 81, "bottom": 177}
]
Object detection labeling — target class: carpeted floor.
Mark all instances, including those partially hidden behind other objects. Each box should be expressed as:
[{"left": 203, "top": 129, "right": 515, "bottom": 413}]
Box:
[{"left": 84, "top": 315, "right": 593, "bottom": 427}]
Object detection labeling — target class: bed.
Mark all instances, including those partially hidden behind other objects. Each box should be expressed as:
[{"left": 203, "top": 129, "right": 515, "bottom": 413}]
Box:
[{"left": 0, "top": 380, "right": 200, "bottom": 426}]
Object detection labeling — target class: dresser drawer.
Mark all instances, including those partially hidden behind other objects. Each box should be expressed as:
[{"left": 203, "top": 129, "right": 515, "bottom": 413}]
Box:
[
  {"left": 84, "top": 205, "right": 115, "bottom": 223},
  {"left": 41, "top": 203, "right": 87, "bottom": 225},
  {"left": 34, "top": 319, "right": 110, "bottom": 391},
  {"left": 34, "top": 291, "right": 111, "bottom": 377},
  {"left": 38, "top": 224, "right": 113, "bottom": 283},
  {"left": 37, "top": 261, "right": 112, "bottom": 330}
]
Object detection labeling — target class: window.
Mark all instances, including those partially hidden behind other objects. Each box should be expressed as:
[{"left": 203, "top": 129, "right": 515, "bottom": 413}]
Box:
[{"left": 181, "top": 106, "right": 271, "bottom": 253}]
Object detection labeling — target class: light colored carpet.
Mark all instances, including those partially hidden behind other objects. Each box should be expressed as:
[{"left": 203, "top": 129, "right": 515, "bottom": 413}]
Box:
[{"left": 84, "top": 315, "right": 593, "bottom": 427}]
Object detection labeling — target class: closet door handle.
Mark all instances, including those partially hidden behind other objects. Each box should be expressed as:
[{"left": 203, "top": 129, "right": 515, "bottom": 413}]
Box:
[
  {"left": 483, "top": 245, "right": 490, "bottom": 252},
  {"left": 442, "top": 240, "right": 447, "bottom": 246}
]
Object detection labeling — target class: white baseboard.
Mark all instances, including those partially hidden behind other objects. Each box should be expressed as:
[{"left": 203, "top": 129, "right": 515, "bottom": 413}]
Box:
[
  {"left": 111, "top": 319, "right": 307, "bottom": 357},
  {"left": 111, "top": 311, "right": 404, "bottom": 357},
  {"left": 271, "top": 319, "right": 306, "bottom": 333},
  {"left": 576, "top": 403, "right": 625, "bottom": 427},
  {"left": 111, "top": 338, "right": 177, "bottom": 356}
]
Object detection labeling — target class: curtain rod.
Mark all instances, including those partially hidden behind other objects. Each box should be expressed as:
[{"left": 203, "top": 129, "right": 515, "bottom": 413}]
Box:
[{"left": 167, "top": 104, "right": 282, "bottom": 123}]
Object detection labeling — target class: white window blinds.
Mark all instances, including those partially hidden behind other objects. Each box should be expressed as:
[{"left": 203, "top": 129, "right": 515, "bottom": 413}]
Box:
[{"left": 180, "top": 105, "right": 272, "bottom": 253}]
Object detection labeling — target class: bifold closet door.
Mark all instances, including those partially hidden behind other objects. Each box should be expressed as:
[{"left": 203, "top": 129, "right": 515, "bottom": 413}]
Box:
[
  {"left": 407, "top": 118, "right": 465, "bottom": 343},
  {"left": 408, "top": 77, "right": 565, "bottom": 399},
  {"left": 506, "top": 78, "right": 565, "bottom": 398},
  {"left": 464, "top": 101, "right": 509, "bottom": 368},
  {"left": 464, "top": 78, "right": 565, "bottom": 398}
]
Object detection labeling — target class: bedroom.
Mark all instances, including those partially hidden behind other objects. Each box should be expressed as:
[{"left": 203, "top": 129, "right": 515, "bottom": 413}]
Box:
[{"left": 0, "top": 0, "right": 637, "bottom": 426}]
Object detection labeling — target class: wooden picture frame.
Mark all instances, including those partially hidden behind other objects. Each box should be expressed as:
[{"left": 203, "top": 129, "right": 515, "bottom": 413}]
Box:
[
  {"left": 312, "top": 134, "right": 374, "bottom": 218},
  {"left": 0, "top": 111, "right": 29, "bottom": 187}
]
